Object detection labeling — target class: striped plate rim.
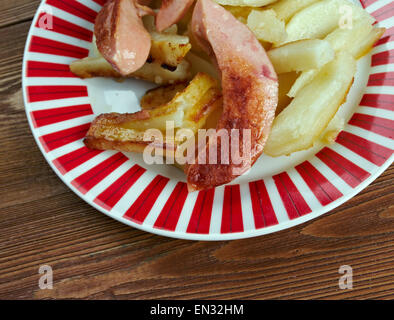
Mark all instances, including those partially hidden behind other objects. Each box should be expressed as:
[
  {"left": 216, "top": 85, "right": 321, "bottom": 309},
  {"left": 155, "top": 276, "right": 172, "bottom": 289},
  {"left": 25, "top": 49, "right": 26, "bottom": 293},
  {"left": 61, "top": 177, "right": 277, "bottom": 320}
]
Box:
[{"left": 22, "top": 0, "right": 394, "bottom": 240}]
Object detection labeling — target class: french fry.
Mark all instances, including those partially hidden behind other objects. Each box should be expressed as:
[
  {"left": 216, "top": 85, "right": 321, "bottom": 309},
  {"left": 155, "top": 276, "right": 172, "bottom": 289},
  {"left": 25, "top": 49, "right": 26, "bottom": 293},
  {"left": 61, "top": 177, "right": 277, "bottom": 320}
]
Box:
[
  {"left": 247, "top": 9, "right": 287, "bottom": 44},
  {"left": 320, "top": 115, "right": 345, "bottom": 144},
  {"left": 265, "top": 53, "right": 357, "bottom": 157},
  {"left": 351, "top": 27, "right": 385, "bottom": 60},
  {"left": 267, "top": 0, "right": 321, "bottom": 23},
  {"left": 70, "top": 56, "right": 192, "bottom": 84},
  {"left": 150, "top": 32, "right": 192, "bottom": 66},
  {"left": 288, "top": 24, "right": 385, "bottom": 97},
  {"left": 326, "top": 23, "right": 385, "bottom": 59},
  {"left": 84, "top": 73, "right": 222, "bottom": 153},
  {"left": 268, "top": 39, "right": 334, "bottom": 74},
  {"left": 140, "top": 83, "right": 188, "bottom": 110},
  {"left": 287, "top": 24, "right": 385, "bottom": 98},
  {"left": 223, "top": 5, "right": 252, "bottom": 23},
  {"left": 287, "top": 69, "right": 318, "bottom": 98},
  {"left": 278, "top": 0, "right": 375, "bottom": 46}
]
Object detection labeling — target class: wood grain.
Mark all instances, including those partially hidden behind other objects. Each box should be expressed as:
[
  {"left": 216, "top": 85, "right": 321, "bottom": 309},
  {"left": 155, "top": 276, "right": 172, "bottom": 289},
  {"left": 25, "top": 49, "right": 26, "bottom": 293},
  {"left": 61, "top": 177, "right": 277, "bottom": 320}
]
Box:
[
  {"left": 0, "top": 0, "right": 41, "bottom": 28},
  {"left": 0, "top": 1, "right": 393, "bottom": 300}
]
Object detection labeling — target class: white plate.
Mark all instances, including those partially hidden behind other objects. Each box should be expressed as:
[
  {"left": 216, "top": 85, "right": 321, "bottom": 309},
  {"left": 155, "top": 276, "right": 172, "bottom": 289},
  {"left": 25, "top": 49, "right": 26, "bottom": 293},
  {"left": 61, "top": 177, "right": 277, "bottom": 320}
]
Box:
[{"left": 22, "top": 0, "right": 394, "bottom": 240}]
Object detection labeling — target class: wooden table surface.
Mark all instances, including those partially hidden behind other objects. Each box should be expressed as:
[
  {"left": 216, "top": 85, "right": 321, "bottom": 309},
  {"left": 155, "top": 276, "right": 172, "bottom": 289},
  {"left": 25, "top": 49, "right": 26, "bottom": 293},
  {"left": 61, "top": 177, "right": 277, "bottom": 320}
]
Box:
[{"left": 1, "top": 0, "right": 393, "bottom": 300}]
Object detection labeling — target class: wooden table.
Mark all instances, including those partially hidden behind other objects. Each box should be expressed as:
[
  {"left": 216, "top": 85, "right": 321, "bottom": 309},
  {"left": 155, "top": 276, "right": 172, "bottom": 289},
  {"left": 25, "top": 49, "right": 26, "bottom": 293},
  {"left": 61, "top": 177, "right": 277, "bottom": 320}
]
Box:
[{"left": 0, "top": 0, "right": 393, "bottom": 300}]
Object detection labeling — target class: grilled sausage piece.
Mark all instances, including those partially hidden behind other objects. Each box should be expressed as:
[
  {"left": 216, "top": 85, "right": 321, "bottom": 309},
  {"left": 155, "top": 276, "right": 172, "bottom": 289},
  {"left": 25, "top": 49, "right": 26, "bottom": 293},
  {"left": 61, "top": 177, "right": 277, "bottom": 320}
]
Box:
[
  {"left": 156, "top": 0, "right": 194, "bottom": 31},
  {"left": 186, "top": 0, "right": 278, "bottom": 191},
  {"left": 95, "top": 0, "right": 154, "bottom": 76}
]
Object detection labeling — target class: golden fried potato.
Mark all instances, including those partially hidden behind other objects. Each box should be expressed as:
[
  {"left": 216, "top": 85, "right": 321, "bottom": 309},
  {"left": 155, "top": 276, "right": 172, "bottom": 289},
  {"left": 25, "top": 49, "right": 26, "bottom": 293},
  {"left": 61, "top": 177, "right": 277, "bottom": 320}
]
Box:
[
  {"left": 223, "top": 5, "right": 252, "bottom": 23},
  {"left": 84, "top": 73, "right": 222, "bottom": 153},
  {"left": 247, "top": 9, "right": 286, "bottom": 44},
  {"left": 278, "top": 0, "right": 375, "bottom": 46},
  {"left": 287, "top": 23, "right": 384, "bottom": 97},
  {"left": 150, "top": 32, "right": 192, "bottom": 66},
  {"left": 265, "top": 53, "right": 357, "bottom": 157},
  {"left": 70, "top": 56, "right": 191, "bottom": 84},
  {"left": 267, "top": 0, "right": 321, "bottom": 22},
  {"left": 140, "top": 83, "right": 188, "bottom": 110},
  {"left": 268, "top": 39, "right": 334, "bottom": 74},
  {"left": 351, "top": 27, "right": 385, "bottom": 60},
  {"left": 287, "top": 69, "right": 318, "bottom": 98},
  {"left": 320, "top": 115, "right": 345, "bottom": 144},
  {"left": 326, "top": 22, "right": 385, "bottom": 59}
]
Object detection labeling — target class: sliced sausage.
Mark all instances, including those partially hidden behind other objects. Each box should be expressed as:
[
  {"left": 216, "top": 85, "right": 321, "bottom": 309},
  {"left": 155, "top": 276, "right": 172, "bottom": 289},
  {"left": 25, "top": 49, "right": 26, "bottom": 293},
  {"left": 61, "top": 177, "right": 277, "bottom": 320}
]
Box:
[
  {"left": 186, "top": 0, "right": 278, "bottom": 191},
  {"left": 156, "top": 0, "right": 194, "bottom": 32},
  {"left": 95, "top": 0, "right": 154, "bottom": 76}
]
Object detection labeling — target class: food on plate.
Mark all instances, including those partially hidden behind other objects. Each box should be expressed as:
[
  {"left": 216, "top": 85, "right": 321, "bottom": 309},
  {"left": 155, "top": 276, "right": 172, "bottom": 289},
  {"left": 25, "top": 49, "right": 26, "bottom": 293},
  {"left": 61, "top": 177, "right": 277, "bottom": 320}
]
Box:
[
  {"left": 288, "top": 19, "right": 384, "bottom": 98},
  {"left": 70, "top": 56, "right": 191, "bottom": 84},
  {"left": 267, "top": 39, "right": 335, "bottom": 74},
  {"left": 221, "top": 5, "right": 252, "bottom": 23},
  {"left": 140, "top": 83, "right": 188, "bottom": 110},
  {"left": 69, "top": 0, "right": 384, "bottom": 191},
  {"left": 149, "top": 32, "right": 192, "bottom": 66},
  {"left": 186, "top": 0, "right": 278, "bottom": 191},
  {"left": 94, "top": 0, "right": 154, "bottom": 75},
  {"left": 156, "top": 0, "right": 195, "bottom": 32},
  {"left": 265, "top": 53, "right": 356, "bottom": 157},
  {"left": 287, "top": 69, "right": 318, "bottom": 98},
  {"left": 247, "top": 9, "right": 286, "bottom": 44},
  {"left": 278, "top": 0, "right": 375, "bottom": 46},
  {"left": 325, "top": 22, "right": 385, "bottom": 60},
  {"left": 267, "top": 0, "right": 320, "bottom": 23},
  {"left": 84, "top": 72, "right": 222, "bottom": 154}
]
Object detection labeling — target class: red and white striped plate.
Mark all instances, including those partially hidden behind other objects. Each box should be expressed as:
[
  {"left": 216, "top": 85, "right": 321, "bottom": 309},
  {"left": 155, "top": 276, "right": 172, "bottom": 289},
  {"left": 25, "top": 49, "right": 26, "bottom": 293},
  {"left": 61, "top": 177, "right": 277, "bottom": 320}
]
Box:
[{"left": 22, "top": 0, "right": 393, "bottom": 240}]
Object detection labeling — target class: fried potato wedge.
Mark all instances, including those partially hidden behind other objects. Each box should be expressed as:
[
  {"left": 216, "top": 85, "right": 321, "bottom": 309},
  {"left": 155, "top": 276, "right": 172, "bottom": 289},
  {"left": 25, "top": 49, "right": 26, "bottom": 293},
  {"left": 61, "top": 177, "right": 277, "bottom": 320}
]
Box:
[
  {"left": 267, "top": 0, "right": 321, "bottom": 23},
  {"left": 247, "top": 9, "right": 287, "bottom": 44},
  {"left": 351, "top": 27, "right": 385, "bottom": 60},
  {"left": 320, "top": 115, "right": 345, "bottom": 144},
  {"left": 84, "top": 73, "right": 222, "bottom": 154},
  {"left": 268, "top": 39, "right": 334, "bottom": 74},
  {"left": 279, "top": 0, "right": 375, "bottom": 46},
  {"left": 287, "top": 69, "right": 318, "bottom": 98},
  {"left": 140, "top": 83, "right": 188, "bottom": 110},
  {"left": 222, "top": 5, "right": 252, "bottom": 23},
  {"left": 150, "top": 32, "right": 192, "bottom": 66},
  {"left": 265, "top": 53, "right": 356, "bottom": 157},
  {"left": 326, "top": 23, "right": 385, "bottom": 59},
  {"left": 70, "top": 56, "right": 191, "bottom": 84},
  {"left": 287, "top": 24, "right": 384, "bottom": 97},
  {"left": 215, "top": 0, "right": 278, "bottom": 6}
]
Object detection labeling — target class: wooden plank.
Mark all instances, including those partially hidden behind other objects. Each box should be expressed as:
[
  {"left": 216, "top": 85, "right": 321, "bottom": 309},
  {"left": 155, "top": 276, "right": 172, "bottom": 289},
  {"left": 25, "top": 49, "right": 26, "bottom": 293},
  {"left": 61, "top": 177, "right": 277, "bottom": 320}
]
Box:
[
  {"left": 0, "top": 4, "right": 393, "bottom": 300},
  {"left": 0, "top": 0, "right": 41, "bottom": 28}
]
